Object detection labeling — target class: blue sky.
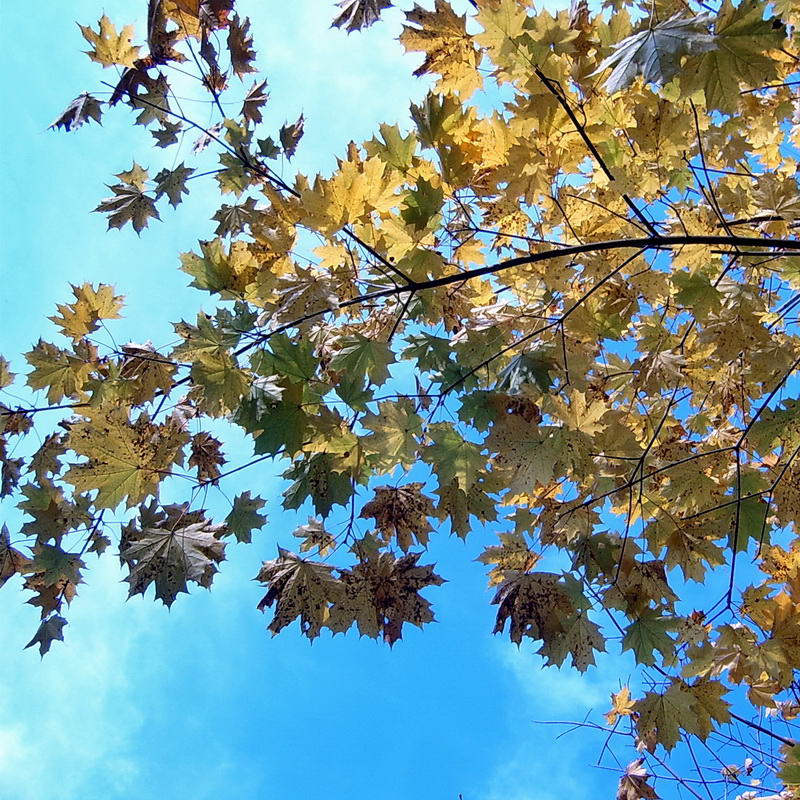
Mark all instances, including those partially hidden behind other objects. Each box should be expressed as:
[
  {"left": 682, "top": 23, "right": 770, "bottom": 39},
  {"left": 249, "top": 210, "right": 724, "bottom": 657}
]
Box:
[{"left": 0, "top": 2, "right": 646, "bottom": 798}]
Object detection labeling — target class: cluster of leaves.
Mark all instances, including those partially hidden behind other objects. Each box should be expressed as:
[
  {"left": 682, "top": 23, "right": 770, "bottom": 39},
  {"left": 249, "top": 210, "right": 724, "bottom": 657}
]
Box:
[{"left": 8, "top": 0, "right": 800, "bottom": 795}]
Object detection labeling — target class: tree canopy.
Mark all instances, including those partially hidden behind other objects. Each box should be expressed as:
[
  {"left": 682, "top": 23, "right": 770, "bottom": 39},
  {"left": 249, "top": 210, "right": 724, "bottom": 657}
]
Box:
[{"left": 6, "top": 0, "right": 800, "bottom": 795}]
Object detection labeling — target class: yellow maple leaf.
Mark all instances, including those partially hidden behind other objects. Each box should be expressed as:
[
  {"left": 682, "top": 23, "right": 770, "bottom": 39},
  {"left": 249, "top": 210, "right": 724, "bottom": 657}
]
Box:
[
  {"left": 400, "top": 1, "right": 482, "bottom": 98},
  {"left": 301, "top": 155, "right": 401, "bottom": 235},
  {"left": 78, "top": 15, "right": 140, "bottom": 68},
  {"left": 605, "top": 686, "right": 637, "bottom": 725},
  {"left": 48, "top": 283, "right": 124, "bottom": 341}
]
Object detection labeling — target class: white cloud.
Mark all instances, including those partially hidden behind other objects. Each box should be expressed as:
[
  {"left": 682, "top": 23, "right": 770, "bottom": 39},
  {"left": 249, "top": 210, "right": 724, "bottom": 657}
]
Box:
[
  {"left": 477, "top": 640, "right": 634, "bottom": 800},
  {"left": 0, "top": 558, "right": 156, "bottom": 798}
]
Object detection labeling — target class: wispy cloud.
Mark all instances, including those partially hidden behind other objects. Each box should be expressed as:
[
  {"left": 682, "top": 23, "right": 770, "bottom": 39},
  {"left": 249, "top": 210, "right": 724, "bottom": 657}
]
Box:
[{"left": 478, "top": 640, "right": 633, "bottom": 800}]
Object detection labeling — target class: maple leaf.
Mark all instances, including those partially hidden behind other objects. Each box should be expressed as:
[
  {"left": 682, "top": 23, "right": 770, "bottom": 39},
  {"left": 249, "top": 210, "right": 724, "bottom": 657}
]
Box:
[
  {"left": 327, "top": 551, "right": 445, "bottom": 645},
  {"left": 241, "top": 79, "right": 268, "bottom": 124},
  {"left": 213, "top": 197, "right": 259, "bottom": 237},
  {"left": 224, "top": 491, "right": 267, "bottom": 543},
  {"left": 189, "top": 432, "right": 226, "bottom": 483},
  {"left": 622, "top": 610, "right": 677, "bottom": 667},
  {"left": 401, "top": 178, "right": 444, "bottom": 230},
  {"left": 332, "top": 0, "right": 393, "bottom": 32},
  {"left": 49, "top": 93, "right": 103, "bottom": 132},
  {"left": 24, "top": 339, "right": 95, "bottom": 403},
  {"left": 27, "top": 543, "right": 85, "bottom": 587},
  {"left": 0, "top": 356, "right": 14, "bottom": 389},
  {"left": 329, "top": 334, "right": 395, "bottom": 387},
  {"left": 64, "top": 408, "right": 188, "bottom": 509},
  {"left": 292, "top": 517, "right": 336, "bottom": 556},
  {"left": 594, "top": 14, "right": 716, "bottom": 94},
  {"left": 422, "top": 424, "right": 486, "bottom": 490},
  {"left": 48, "top": 283, "right": 123, "bottom": 341},
  {"left": 635, "top": 682, "right": 696, "bottom": 751},
  {"left": 0, "top": 525, "right": 31, "bottom": 588},
  {"left": 25, "top": 615, "right": 68, "bottom": 657},
  {"left": 152, "top": 120, "right": 183, "bottom": 147},
  {"left": 690, "top": 0, "right": 787, "bottom": 111},
  {"left": 117, "top": 340, "right": 176, "bottom": 405},
  {"left": 360, "top": 399, "right": 422, "bottom": 471},
  {"left": 779, "top": 744, "right": 800, "bottom": 785},
  {"left": 227, "top": 14, "right": 257, "bottom": 78},
  {"left": 365, "top": 123, "right": 417, "bottom": 171},
  {"left": 78, "top": 16, "right": 141, "bottom": 68},
  {"left": 617, "top": 759, "right": 659, "bottom": 800},
  {"left": 360, "top": 484, "right": 435, "bottom": 552},
  {"left": 492, "top": 572, "right": 605, "bottom": 671},
  {"left": 255, "top": 548, "right": 342, "bottom": 638},
  {"left": 94, "top": 182, "right": 161, "bottom": 234},
  {"left": 279, "top": 115, "right": 305, "bottom": 160},
  {"left": 478, "top": 531, "right": 540, "bottom": 586},
  {"left": 120, "top": 502, "right": 227, "bottom": 606},
  {"left": 154, "top": 164, "right": 194, "bottom": 208},
  {"left": 606, "top": 686, "right": 637, "bottom": 726},
  {"left": 401, "top": 1, "right": 482, "bottom": 97},
  {"left": 282, "top": 453, "right": 352, "bottom": 518}
]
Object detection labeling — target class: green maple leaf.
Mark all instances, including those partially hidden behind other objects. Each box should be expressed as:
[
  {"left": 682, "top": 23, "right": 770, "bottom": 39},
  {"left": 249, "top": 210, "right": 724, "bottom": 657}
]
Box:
[
  {"left": 215, "top": 151, "right": 252, "bottom": 196},
  {"left": 779, "top": 744, "right": 800, "bottom": 785},
  {"left": 671, "top": 271, "right": 721, "bottom": 314},
  {"left": 25, "top": 615, "right": 68, "bottom": 657},
  {"left": 152, "top": 120, "right": 182, "bottom": 148},
  {"left": 539, "top": 612, "right": 606, "bottom": 673},
  {"left": 25, "top": 340, "right": 94, "bottom": 403},
  {"left": 235, "top": 381, "right": 309, "bottom": 456},
  {"left": 401, "top": 178, "right": 443, "bottom": 230},
  {"left": 361, "top": 399, "right": 422, "bottom": 471},
  {"left": 253, "top": 333, "right": 318, "bottom": 383},
  {"left": 154, "top": 163, "right": 194, "bottom": 208},
  {"left": 283, "top": 454, "right": 353, "bottom": 518},
  {"left": 28, "top": 544, "right": 85, "bottom": 586},
  {"left": 683, "top": 679, "right": 731, "bottom": 739},
  {"left": 224, "top": 492, "right": 267, "bottom": 543},
  {"left": 635, "top": 681, "right": 696, "bottom": 751},
  {"left": 622, "top": 610, "right": 676, "bottom": 666},
  {"left": 171, "top": 313, "right": 241, "bottom": 361},
  {"left": 64, "top": 409, "right": 187, "bottom": 509},
  {"left": 694, "top": 0, "right": 786, "bottom": 111},
  {"left": 422, "top": 424, "right": 486, "bottom": 490},
  {"left": 365, "top": 123, "right": 417, "bottom": 170},
  {"left": 121, "top": 503, "right": 227, "bottom": 607},
  {"left": 329, "top": 334, "right": 395, "bottom": 387},
  {"left": 496, "top": 350, "right": 557, "bottom": 394},
  {"left": 190, "top": 352, "right": 250, "bottom": 416}
]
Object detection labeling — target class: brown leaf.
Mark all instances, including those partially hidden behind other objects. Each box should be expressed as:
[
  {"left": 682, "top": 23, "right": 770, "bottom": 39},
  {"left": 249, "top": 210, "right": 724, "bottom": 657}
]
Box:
[
  {"left": 189, "top": 431, "right": 226, "bottom": 482},
  {"left": 617, "top": 759, "right": 659, "bottom": 800},
  {"left": 255, "top": 548, "right": 342, "bottom": 638},
  {"left": 327, "top": 551, "right": 444, "bottom": 645},
  {"left": 359, "top": 483, "right": 434, "bottom": 552},
  {"left": 49, "top": 93, "right": 103, "bottom": 132},
  {"left": 227, "top": 14, "right": 257, "bottom": 78},
  {"left": 241, "top": 79, "right": 268, "bottom": 124},
  {"left": 280, "top": 114, "right": 305, "bottom": 160},
  {"left": 332, "top": 0, "right": 393, "bottom": 32},
  {"left": 0, "top": 525, "right": 32, "bottom": 588}
]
